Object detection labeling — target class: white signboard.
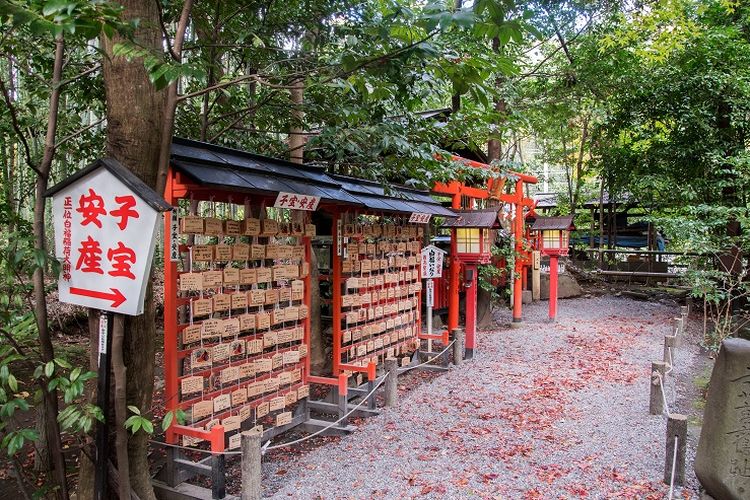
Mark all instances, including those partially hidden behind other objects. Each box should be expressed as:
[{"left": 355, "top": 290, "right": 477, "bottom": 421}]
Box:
[
  {"left": 425, "top": 279, "right": 434, "bottom": 308},
  {"left": 409, "top": 212, "right": 432, "bottom": 224},
  {"left": 420, "top": 244, "right": 446, "bottom": 279},
  {"left": 273, "top": 192, "right": 320, "bottom": 211},
  {"left": 52, "top": 167, "right": 162, "bottom": 315}
]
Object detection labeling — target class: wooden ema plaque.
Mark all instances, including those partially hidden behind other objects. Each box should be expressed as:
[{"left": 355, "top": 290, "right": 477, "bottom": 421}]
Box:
[
  {"left": 169, "top": 211, "right": 312, "bottom": 445},
  {"left": 336, "top": 220, "right": 422, "bottom": 374}
]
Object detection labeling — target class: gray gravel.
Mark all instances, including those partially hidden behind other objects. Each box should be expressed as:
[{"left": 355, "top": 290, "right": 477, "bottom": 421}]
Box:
[{"left": 259, "top": 296, "right": 704, "bottom": 499}]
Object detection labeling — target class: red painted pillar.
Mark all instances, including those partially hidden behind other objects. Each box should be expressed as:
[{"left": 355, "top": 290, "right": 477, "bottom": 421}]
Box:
[
  {"left": 549, "top": 255, "right": 559, "bottom": 321},
  {"left": 512, "top": 179, "right": 524, "bottom": 324},
  {"left": 447, "top": 193, "right": 461, "bottom": 332},
  {"left": 464, "top": 263, "right": 477, "bottom": 358}
]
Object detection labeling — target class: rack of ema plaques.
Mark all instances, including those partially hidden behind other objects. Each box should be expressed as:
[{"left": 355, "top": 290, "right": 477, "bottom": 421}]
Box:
[
  {"left": 163, "top": 201, "right": 314, "bottom": 453},
  {"left": 330, "top": 212, "right": 423, "bottom": 385}
]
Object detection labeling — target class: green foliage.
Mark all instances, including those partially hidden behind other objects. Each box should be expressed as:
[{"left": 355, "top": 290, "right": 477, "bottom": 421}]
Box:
[{"left": 124, "top": 405, "right": 154, "bottom": 435}]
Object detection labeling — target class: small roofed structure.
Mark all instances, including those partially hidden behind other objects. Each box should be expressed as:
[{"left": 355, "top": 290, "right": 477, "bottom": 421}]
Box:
[
  {"left": 530, "top": 215, "right": 575, "bottom": 232},
  {"left": 531, "top": 215, "right": 575, "bottom": 257},
  {"left": 442, "top": 207, "right": 500, "bottom": 229}
]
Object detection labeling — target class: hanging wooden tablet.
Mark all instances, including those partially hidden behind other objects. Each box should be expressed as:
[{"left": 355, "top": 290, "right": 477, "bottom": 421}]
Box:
[
  {"left": 238, "top": 313, "right": 255, "bottom": 331},
  {"left": 225, "top": 220, "right": 241, "bottom": 236},
  {"left": 246, "top": 339, "right": 263, "bottom": 354},
  {"left": 180, "top": 273, "right": 204, "bottom": 291},
  {"left": 181, "top": 376, "right": 203, "bottom": 396},
  {"left": 284, "top": 390, "right": 297, "bottom": 406},
  {"left": 249, "top": 289, "right": 265, "bottom": 306},
  {"left": 182, "top": 324, "right": 202, "bottom": 344},
  {"left": 213, "top": 294, "right": 231, "bottom": 312},
  {"left": 256, "top": 402, "right": 270, "bottom": 418},
  {"left": 202, "top": 270, "right": 223, "bottom": 288},
  {"left": 297, "top": 384, "right": 310, "bottom": 399},
  {"left": 250, "top": 244, "right": 266, "bottom": 260},
  {"left": 223, "top": 268, "right": 240, "bottom": 286},
  {"left": 192, "top": 400, "right": 213, "bottom": 421},
  {"left": 215, "top": 244, "right": 232, "bottom": 261},
  {"left": 239, "top": 406, "right": 253, "bottom": 422},
  {"left": 263, "top": 331, "right": 278, "bottom": 348},
  {"left": 231, "top": 292, "right": 248, "bottom": 310},
  {"left": 271, "top": 352, "right": 283, "bottom": 370},
  {"left": 243, "top": 218, "right": 260, "bottom": 236},
  {"left": 204, "top": 218, "right": 224, "bottom": 235},
  {"left": 261, "top": 219, "right": 279, "bottom": 236},
  {"left": 222, "top": 415, "right": 242, "bottom": 432},
  {"left": 180, "top": 215, "right": 204, "bottom": 234},
  {"left": 191, "top": 348, "right": 212, "bottom": 370},
  {"left": 212, "top": 343, "right": 231, "bottom": 363},
  {"left": 264, "top": 288, "right": 279, "bottom": 305},
  {"left": 213, "top": 394, "right": 231, "bottom": 413},
  {"left": 193, "top": 245, "right": 214, "bottom": 262},
  {"left": 256, "top": 311, "right": 271, "bottom": 330},
  {"left": 256, "top": 268, "right": 272, "bottom": 283},
  {"left": 233, "top": 243, "right": 250, "bottom": 261}
]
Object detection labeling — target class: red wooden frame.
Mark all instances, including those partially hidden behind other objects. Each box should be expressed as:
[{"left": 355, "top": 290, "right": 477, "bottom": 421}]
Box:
[{"left": 162, "top": 167, "right": 313, "bottom": 451}]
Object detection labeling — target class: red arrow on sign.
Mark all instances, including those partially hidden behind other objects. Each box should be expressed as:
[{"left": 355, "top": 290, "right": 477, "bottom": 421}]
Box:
[{"left": 70, "top": 287, "right": 126, "bottom": 308}]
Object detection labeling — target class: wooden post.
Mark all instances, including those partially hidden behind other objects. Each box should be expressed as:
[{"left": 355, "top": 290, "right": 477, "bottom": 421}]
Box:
[
  {"left": 366, "top": 361, "right": 376, "bottom": 411},
  {"left": 663, "top": 335, "right": 677, "bottom": 367},
  {"left": 548, "top": 255, "right": 559, "bottom": 321},
  {"left": 337, "top": 373, "right": 349, "bottom": 427},
  {"left": 673, "top": 317, "right": 683, "bottom": 337},
  {"left": 452, "top": 328, "right": 464, "bottom": 365},
  {"left": 384, "top": 357, "right": 398, "bottom": 407},
  {"left": 241, "top": 428, "right": 262, "bottom": 500},
  {"left": 531, "top": 250, "right": 541, "bottom": 301},
  {"left": 650, "top": 361, "right": 667, "bottom": 415},
  {"left": 680, "top": 305, "right": 689, "bottom": 320},
  {"left": 210, "top": 454, "right": 226, "bottom": 499},
  {"left": 664, "top": 414, "right": 687, "bottom": 486}
]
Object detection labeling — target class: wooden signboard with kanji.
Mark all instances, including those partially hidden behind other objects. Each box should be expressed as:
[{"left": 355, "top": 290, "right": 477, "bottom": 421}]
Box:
[{"left": 47, "top": 159, "right": 170, "bottom": 316}]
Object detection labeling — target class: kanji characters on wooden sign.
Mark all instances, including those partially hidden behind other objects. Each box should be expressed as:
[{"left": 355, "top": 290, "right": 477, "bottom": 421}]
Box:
[{"left": 48, "top": 159, "right": 170, "bottom": 315}]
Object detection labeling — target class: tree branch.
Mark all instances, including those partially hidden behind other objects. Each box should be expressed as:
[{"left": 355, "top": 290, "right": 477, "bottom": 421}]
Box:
[
  {"left": 0, "top": 75, "right": 42, "bottom": 176},
  {"left": 154, "top": 0, "right": 180, "bottom": 61},
  {"left": 55, "top": 118, "right": 105, "bottom": 148}
]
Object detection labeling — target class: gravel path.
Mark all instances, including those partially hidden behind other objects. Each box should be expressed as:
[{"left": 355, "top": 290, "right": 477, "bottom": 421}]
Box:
[{"left": 261, "top": 296, "right": 703, "bottom": 499}]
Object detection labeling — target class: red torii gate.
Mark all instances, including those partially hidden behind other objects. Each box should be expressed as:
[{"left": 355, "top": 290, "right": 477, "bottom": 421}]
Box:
[{"left": 432, "top": 156, "right": 537, "bottom": 342}]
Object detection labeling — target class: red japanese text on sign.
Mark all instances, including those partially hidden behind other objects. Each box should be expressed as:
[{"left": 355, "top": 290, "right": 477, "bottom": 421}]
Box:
[
  {"left": 52, "top": 165, "right": 165, "bottom": 315},
  {"left": 273, "top": 191, "right": 320, "bottom": 211}
]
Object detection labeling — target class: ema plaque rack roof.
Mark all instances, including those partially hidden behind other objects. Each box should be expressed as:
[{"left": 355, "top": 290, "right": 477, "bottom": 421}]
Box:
[{"left": 171, "top": 138, "right": 455, "bottom": 217}]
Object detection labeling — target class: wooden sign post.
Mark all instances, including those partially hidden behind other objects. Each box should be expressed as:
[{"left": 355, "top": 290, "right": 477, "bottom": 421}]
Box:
[
  {"left": 421, "top": 245, "right": 446, "bottom": 352},
  {"left": 46, "top": 159, "right": 170, "bottom": 500}
]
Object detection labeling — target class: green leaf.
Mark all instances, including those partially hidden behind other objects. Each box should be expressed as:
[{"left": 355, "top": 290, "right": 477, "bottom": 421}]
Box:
[{"left": 127, "top": 405, "right": 140, "bottom": 415}]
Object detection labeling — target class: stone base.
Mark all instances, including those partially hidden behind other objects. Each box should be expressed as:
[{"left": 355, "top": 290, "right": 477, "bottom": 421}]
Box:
[
  {"left": 695, "top": 338, "right": 750, "bottom": 500},
  {"left": 540, "top": 273, "right": 583, "bottom": 300},
  {"left": 522, "top": 290, "right": 533, "bottom": 304}
]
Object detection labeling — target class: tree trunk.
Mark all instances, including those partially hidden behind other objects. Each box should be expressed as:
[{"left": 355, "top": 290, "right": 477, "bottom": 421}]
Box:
[
  {"left": 288, "top": 79, "right": 305, "bottom": 164},
  {"left": 570, "top": 116, "right": 590, "bottom": 217},
  {"left": 99, "top": 1, "right": 166, "bottom": 497},
  {"left": 32, "top": 33, "right": 69, "bottom": 500}
]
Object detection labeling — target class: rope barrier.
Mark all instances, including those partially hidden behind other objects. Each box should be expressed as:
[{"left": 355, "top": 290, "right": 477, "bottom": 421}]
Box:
[
  {"left": 398, "top": 340, "right": 456, "bottom": 374},
  {"left": 656, "top": 372, "right": 670, "bottom": 418},
  {"left": 668, "top": 435, "right": 679, "bottom": 500},
  {"left": 665, "top": 346, "right": 674, "bottom": 375},
  {"left": 151, "top": 343, "right": 455, "bottom": 457},
  {"left": 263, "top": 375, "right": 388, "bottom": 453}
]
